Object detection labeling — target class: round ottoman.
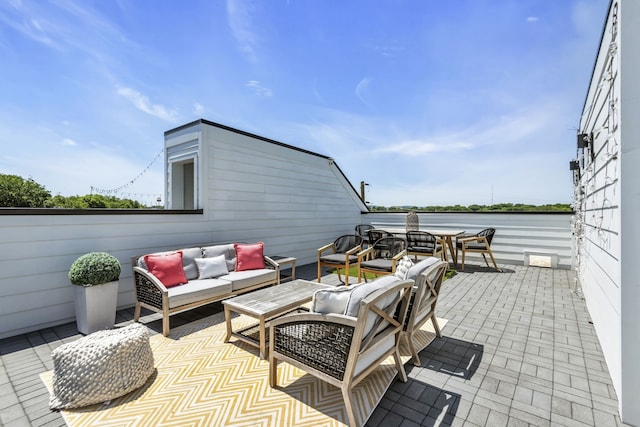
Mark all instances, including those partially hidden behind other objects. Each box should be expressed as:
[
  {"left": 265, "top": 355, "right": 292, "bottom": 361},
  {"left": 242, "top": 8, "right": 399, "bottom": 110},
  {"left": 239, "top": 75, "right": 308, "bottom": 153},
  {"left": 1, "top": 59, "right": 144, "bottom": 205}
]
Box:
[{"left": 49, "top": 323, "right": 155, "bottom": 410}]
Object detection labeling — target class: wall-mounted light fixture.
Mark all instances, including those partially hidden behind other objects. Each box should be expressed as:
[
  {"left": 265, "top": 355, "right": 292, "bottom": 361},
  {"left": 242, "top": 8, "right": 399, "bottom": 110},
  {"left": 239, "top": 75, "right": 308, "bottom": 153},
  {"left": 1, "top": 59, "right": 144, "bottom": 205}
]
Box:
[
  {"left": 570, "top": 160, "right": 581, "bottom": 186},
  {"left": 577, "top": 132, "right": 595, "bottom": 162},
  {"left": 577, "top": 133, "right": 591, "bottom": 148}
]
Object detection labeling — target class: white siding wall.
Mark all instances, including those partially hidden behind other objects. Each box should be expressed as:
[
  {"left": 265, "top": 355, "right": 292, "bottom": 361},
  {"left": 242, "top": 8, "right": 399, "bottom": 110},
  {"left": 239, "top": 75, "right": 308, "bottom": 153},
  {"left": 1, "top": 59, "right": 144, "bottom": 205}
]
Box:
[
  {"left": 0, "top": 212, "right": 212, "bottom": 339},
  {"left": 0, "top": 121, "right": 366, "bottom": 340},
  {"left": 575, "top": 1, "right": 640, "bottom": 424},
  {"left": 365, "top": 212, "right": 573, "bottom": 269}
]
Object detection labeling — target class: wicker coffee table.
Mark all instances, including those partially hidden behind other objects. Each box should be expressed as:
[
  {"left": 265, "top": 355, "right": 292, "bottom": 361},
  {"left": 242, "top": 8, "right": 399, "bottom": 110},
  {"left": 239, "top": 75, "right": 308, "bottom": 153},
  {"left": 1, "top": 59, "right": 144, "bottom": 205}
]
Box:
[{"left": 223, "top": 279, "right": 334, "bottom": 359}]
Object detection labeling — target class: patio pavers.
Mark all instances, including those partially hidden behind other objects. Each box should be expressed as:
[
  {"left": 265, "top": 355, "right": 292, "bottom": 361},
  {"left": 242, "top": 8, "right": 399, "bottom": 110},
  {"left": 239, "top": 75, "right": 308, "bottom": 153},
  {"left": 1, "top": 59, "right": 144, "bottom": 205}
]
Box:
[{"left": 0, "top": 262, "right": 627, "bottom": 427}]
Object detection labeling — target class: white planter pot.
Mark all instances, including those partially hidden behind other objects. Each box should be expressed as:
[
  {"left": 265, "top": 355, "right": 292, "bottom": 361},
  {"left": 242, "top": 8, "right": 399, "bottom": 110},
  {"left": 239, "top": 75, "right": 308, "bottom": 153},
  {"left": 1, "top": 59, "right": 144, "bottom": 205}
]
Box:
[{"left": 74, "top": 280, "right": 119, "bottom": 335}]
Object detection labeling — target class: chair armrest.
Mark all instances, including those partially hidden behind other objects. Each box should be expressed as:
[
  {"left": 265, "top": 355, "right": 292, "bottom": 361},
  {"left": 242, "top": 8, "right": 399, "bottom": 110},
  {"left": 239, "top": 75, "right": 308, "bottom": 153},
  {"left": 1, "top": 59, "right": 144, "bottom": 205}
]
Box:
[
  {"left": 456, "top": 233, "right": 477, "bottom": 241},
  {"left": 317, "top": 243, "right": 335, "bottom": 257},
  {"left": 345, "top": 245, "right": 362, "bottom": 256},
  {"left": 390, "top": 249, "right": 408, "bottom": 272},
  {"left": 458, "top": 235, "right": 486, "bottom": 244},
  {"left": 357, "top": 246, "right": 374, "bottom": 262}
]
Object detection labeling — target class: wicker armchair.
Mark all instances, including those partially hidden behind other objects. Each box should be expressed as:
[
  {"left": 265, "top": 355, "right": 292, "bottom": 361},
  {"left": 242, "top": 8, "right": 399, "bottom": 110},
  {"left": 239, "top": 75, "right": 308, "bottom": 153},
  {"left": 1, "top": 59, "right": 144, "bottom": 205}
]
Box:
[
  {"left": 317, "top": 234, "right": 363, "bottom": 286},
  {"left": 403, "top": 259, "right": 449, "bottom": 366},
  {"left": 455, "top": 227, "right": 499, "bottom": 271},
  {"left": 357, "top": 237, "right": 407, "bottom": 283},
  {"left": 269, "top": 277, "right": 413, "bottom": 427}
]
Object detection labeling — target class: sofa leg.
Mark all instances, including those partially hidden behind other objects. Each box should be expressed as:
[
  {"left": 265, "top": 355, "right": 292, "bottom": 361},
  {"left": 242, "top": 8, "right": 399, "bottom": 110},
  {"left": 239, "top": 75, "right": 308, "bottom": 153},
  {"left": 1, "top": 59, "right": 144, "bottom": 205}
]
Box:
[
  {"left": 133, "top": 303, "right": 142, "bottom": 322},
  {"left": 162, "top": 316, "right": 170, "bottom": 337}
]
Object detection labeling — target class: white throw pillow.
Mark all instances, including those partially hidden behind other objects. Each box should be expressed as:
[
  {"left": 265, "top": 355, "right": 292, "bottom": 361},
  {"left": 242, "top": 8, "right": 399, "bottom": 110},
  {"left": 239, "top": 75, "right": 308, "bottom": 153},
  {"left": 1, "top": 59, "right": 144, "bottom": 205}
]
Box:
[
  {"left": 311, "top": 286, "right": 353, "bottom": 314},
  {"left": 195, "top": 255, "right": 228, "bottom": 279},
  {"left": 394, "top": 256, "right": 414, "bottom": 280}
]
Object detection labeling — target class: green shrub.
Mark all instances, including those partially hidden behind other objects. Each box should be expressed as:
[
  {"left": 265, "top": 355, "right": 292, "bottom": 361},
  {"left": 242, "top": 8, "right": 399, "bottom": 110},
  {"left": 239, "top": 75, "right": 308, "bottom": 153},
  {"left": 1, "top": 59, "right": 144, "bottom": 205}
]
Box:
[{"left": 69, "top": 252, "right": 121, "bottom": 286}]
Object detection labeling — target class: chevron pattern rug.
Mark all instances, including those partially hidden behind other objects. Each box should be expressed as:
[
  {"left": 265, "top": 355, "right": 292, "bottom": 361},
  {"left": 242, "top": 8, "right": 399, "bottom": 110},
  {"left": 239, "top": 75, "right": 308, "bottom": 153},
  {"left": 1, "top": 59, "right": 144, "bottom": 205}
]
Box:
[{"left": 41, "top": 312, "right": 445, "bottom": 427}]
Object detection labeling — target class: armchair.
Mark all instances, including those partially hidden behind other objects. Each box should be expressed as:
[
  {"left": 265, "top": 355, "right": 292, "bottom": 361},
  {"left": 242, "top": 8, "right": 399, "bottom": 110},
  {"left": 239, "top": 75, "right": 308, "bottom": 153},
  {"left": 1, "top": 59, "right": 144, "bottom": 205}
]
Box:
[
  {"left": 402, "top": 259, "right": 449, "bottom": 365},
  {"left": 455, "top": 227, "right": 499, "bottom": 271},
  {"left": 269, "top": 276, "right": 413, "bottom": 427},
  {"left": 317, "top": 234, "right": 363, "bottom": 286},
  {"left": 357, "top": 237, "right": 407, "bottom": 283}
]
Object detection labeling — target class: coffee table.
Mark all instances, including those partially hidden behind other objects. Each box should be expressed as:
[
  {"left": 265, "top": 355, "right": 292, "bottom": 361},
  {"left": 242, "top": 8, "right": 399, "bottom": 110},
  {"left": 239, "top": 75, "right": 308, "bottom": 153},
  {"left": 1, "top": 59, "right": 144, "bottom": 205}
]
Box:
[{"left": 223, "top": 279, "right": 334, "bottom": 359}]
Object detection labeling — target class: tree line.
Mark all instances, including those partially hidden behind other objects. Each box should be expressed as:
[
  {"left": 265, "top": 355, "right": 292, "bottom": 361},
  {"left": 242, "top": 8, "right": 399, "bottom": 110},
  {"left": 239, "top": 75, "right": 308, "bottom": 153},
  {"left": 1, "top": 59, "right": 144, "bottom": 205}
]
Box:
[
  {"left": 1, "top": 173, "right": 572, "bottom": 211},
  {"left": 369, "top": 203, "right": 572, "bottom": 212},
  {"left": 0, "top": 174, "right": 152, "bottom": 208}
]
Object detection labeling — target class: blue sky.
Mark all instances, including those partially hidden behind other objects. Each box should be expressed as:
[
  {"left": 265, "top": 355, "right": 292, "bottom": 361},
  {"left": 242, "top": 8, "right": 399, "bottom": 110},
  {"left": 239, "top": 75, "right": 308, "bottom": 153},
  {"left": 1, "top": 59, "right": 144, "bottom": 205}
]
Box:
[{"left": 0, "top": 0, "right": 609, "bottom": 207}]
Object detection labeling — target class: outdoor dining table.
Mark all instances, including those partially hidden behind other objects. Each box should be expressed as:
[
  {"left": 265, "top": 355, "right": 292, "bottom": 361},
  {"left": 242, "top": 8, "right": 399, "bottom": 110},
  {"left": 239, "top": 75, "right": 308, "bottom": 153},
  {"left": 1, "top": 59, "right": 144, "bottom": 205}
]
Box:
[{"left": 375, "top": 227, "right": 466, "bottom": 265}]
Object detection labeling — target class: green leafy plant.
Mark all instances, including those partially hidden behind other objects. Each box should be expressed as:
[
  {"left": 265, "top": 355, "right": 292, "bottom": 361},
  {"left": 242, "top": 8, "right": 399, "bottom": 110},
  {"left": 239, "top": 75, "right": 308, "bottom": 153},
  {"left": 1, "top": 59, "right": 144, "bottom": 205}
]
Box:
[{"left": 69, "top": 252, "right": 121, "bottom": 286}]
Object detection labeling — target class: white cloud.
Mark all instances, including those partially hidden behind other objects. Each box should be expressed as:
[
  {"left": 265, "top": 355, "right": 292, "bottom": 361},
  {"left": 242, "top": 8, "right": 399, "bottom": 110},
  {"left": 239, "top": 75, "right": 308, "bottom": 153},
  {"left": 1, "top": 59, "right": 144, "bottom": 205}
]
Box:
[
  {"left": 117, "top": 87, "right": 179, "bottom": 122},
  {"left": 227, "top": 0, "right": 261, "bottom": 63},
  {"left": 62, "top": 138, "right": 77, "bottom": 146},
  {"left": 245, "top": 80, "right": 273, "bottom": 96},
  {"left": 527, "top": 16, "right": 539, "bottom": 23},
  {"left": 355, "top": 77, "right": 372, "bottom": 106},
  {"left": 193, "top": 102, "right": 205, "bottom": 116}
]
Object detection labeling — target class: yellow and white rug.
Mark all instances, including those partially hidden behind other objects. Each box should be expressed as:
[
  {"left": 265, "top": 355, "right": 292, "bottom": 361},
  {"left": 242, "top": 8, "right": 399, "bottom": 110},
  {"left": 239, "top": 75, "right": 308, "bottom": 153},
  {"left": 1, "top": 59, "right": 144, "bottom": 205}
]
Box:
[{"left": 41, "top": 313, "right": 445, "bottom": 427}]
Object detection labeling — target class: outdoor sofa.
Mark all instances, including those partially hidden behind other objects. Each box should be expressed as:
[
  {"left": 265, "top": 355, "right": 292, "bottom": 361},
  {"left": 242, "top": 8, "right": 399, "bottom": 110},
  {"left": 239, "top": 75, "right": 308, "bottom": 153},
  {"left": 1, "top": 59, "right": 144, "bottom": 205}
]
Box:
[{"left": 131, "top": 242, "right": 279, "bottom": 336}]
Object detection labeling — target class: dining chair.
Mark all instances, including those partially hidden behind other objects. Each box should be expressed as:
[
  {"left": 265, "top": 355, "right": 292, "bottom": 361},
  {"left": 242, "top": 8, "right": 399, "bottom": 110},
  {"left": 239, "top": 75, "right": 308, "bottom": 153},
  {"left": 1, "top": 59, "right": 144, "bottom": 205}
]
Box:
[
  {"left": 355, "top": 224, "right": 375, "bottom": 247},
  {"left": 406, "top": 231, "right": 444, "bottom": 261},
  {"left": 317, "top": 234, "right": 363, "bottom": 286},
  {"left": 455, "top": 227, "right": 499, "bottom": 271},
  {"left": 357, "top": 237, "right": 407, "bottom": 282}
]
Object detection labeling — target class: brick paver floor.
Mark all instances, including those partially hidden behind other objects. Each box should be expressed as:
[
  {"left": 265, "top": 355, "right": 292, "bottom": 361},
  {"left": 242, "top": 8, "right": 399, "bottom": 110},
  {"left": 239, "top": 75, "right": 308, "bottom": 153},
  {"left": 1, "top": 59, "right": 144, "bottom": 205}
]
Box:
[{"left": 0, "top": 261, "right": 627, "bottom": 426}]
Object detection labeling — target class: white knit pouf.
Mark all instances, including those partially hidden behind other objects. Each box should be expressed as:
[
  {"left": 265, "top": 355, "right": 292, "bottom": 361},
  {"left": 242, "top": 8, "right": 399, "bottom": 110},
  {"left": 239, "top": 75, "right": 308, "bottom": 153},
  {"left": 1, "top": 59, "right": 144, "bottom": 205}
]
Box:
[{"left": 49, "top": 323, "right": 155, "bottom": 410}]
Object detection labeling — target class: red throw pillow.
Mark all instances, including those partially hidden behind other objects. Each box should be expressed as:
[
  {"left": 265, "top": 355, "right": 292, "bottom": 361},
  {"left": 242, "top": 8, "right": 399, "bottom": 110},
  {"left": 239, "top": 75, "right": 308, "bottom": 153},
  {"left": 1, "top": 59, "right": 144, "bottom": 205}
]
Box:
[
  {"left": 144, "top": 251, "right": 187, "bottom": 288},
  {"left": 234, "top": 242, "right": 265, "bottom": 271}
]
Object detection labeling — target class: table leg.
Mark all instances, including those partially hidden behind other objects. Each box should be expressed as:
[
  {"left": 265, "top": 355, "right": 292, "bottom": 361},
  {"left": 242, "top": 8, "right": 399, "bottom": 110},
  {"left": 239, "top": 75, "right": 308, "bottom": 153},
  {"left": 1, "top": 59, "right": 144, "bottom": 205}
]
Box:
[
  {"left": 444, "top": 237, "right": 457, "bottom": 265},
  {"left": 224, "top": 306, "right": 232, "bottom": 343},
  {"left": 259, "top": 317, "right": 267, "bottom": 360}
]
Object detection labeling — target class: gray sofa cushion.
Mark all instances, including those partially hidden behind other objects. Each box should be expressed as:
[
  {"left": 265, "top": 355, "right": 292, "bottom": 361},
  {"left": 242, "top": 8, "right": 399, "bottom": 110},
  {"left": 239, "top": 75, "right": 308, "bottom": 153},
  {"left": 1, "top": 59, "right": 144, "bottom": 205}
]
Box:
[
  {"left": 179, "top": 247, "right": 205, "bottom": 280},
  {"left": 202, "top": 244, "right": 236, "bottom": 272},
  {"left": 221, "top": 269, "right": 277, "bottom": 292},
  {"left": 167, "top": 279, "right": 232, "bottom": 309},
  {"left": 137, "top": 247, "right": 202, "bottom": 281}
]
